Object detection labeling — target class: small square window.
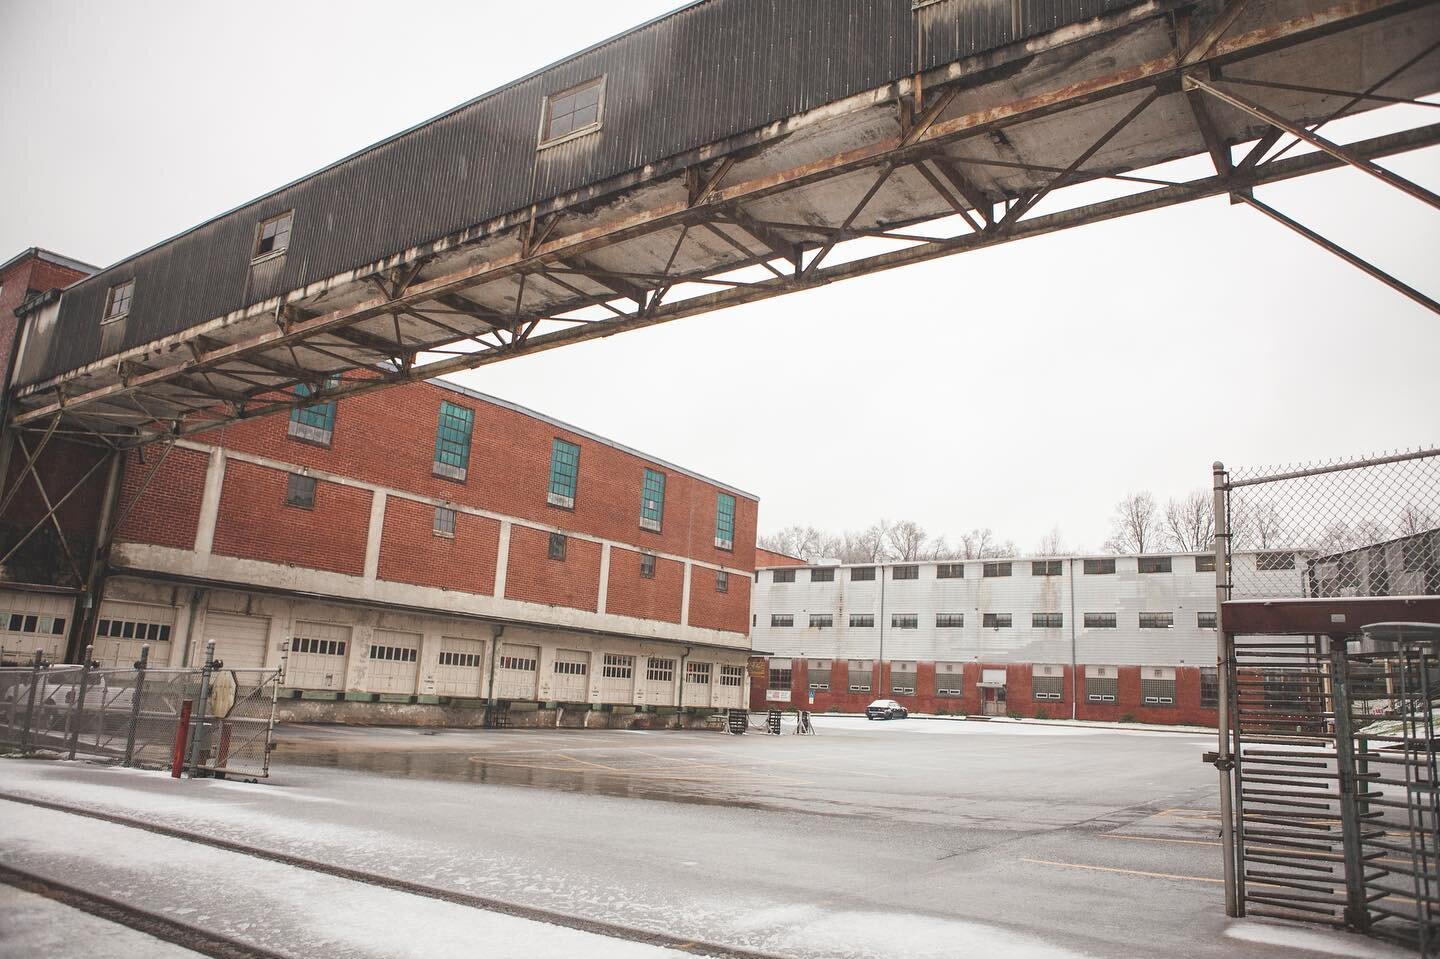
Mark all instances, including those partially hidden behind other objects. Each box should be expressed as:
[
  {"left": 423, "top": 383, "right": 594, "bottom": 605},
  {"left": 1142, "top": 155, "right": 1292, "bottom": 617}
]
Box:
[
  {"left": 285, "top": 473, "right": 316, "bottom": 509},
  {"left": 1138, "top": 556, "right": 1173, "bottom": 574},
  {"left": 983, "top": 562, "right": 1012, "bottom": 577},
  {"left": 892, "top": 565, "right": 919, "bottom": 580},
  {"left": 851, "top": 566, "right": 876, "bottom": 581},
  {"left": 1031, "top": 560, "right": 1063, "bottom": 576},
  {"left": 1032, "top": 612, "right": 1064, "bottom": 628},
  {"left": 640, "top": 553, "right": 656, "bottom": 579},
  {"left": 1195, "top": 554, "right": 1217, "bottom": 573},
  {"left": 983, "top": 612, "right": 1012, "bottom": 628},
  {"left": 541, "top": 77, "right": 605, "bottom": 145},
  {"left": 810, "top": 567, "right": 834, "bottom": 583},
  {"left": 772, "top": 569, "right": 795, "bottom": 584},
  {"left": 1198, "top": 611, "right": 1218, "bottom": 629},
  {"left": 103, "top": 279, "right": 134, "bottom": 323},
  {"left": 434, "top": 506, "right": 456, "bottom": 537},
  {"left": 936, "top": 563, "right": 964, "bottom": 579},
  {"left": 1084, "top": 558, "right": 1116, "bottom": 575},
  {"left": 548, "top": 532, "right": 567, "bottom": 561},
  {"left": 254, "top": 211, "right": 294, "bottom": 260},
  {"left": 715, "top": 570, "right": 729, "bottom": 593}
]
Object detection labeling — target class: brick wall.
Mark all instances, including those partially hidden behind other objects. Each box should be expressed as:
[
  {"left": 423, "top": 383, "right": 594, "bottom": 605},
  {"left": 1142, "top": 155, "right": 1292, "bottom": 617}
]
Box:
[
  {"left": 687, "top": 566, "right": 751, "bottom": 634},
  {"left": 376, "top": 496, "right": 499, "bottom": 595},
  {"left": 113, "top": 447, "right": 208, "bottom": 550},
  {"left": 0, "top": 253, "right": 91, "bottom": 397},
  {"left": 605, "top": 546, "right": 684, "bottom": 623},
  {"left": 211, "top": 460, "right": 371, "bottom": 576},
  {"left": 755, "top": 547, "right": 805, "bottom": 567},
  {"left": 503, "top": 523, "right": 601, "bottom": 612}
]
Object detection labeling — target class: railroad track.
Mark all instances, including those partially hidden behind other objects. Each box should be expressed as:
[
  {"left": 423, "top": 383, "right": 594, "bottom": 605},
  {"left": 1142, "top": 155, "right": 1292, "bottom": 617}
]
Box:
[{"left": 0, "top": 790, "right": 786, "bottom": 959}]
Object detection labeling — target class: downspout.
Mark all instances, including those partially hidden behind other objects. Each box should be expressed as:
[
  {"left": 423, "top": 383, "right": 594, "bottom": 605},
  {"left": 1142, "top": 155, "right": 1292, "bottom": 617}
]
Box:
[
  {"left": 877, "top": 560, "right": 887, "bottom": 692},
  {"left": 676, "top": 644, "right": 691, "bottom": 729},
  {"left": 1068, "top": 557, "right": 1078, "bottom": 720}
]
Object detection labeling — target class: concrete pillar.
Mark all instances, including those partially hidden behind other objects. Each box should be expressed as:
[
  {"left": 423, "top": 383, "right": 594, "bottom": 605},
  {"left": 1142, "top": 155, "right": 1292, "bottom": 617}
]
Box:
[
  {"left": 597, "top": 543, "right": 612, "bottom": 614},
  {"left": 193, "top": 448, "right": 226, "bottom": 557},
  {"left": 362, "top": 490, "right": 387, "bottom": 584},
  {"left": 494, "top": 521, "right": 511, "bottom": 598},
  {"left": 680, "top": 561, "right": 692, "bottom": 627}
]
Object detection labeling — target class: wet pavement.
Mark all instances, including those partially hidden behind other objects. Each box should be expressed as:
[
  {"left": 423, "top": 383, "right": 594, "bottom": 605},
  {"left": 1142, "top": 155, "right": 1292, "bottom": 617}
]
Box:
[{"left": 0, "top": 717, "right": 1408, "bottom": 959}]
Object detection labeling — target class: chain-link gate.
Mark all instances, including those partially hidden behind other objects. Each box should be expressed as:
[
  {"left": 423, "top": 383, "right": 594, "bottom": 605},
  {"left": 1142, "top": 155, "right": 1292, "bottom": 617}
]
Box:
[
  {"left": 0, "top": 646, "right": 281, "bottom": 779},
  {"left": 1213, "top": 449, "right": 1440, "bottom": 954}
]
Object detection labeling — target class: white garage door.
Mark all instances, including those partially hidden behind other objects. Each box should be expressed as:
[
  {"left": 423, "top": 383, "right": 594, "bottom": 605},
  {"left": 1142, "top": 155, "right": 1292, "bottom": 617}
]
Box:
[
  {"left": 368, "top": 629, "right": 420, "bottom": 695},
  {"left": 289, "top": 621, "right": 351, "bottom": 690},
  {"left": 643, "top": 657, "right": 677, "bottom": 706},
  {"left": 436, "top": 637, "right": 485, "bottom": 697},
  {"left": 0, "top": 591, "right": 72, "bottom": 665},
  {"left": 551, "top": 649, "right": 590, "bottom": 703},
  {"left": 494, "top": 643, "right": 538, "bottom": 700},
  {"left": 95, "top": 601, "right": 176, "bottom": 668},
  {"left": 201, "top": 611, "right": 270, "bottom": 669},
  {"left": 599, "top": 653, "right": 635, "bottom": 704}
]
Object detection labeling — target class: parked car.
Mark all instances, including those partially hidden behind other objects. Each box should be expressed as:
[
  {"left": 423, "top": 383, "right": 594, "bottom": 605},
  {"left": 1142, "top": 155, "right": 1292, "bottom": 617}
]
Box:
[{"left": 866, "top": 699, "right": 908, "bottom": 720}]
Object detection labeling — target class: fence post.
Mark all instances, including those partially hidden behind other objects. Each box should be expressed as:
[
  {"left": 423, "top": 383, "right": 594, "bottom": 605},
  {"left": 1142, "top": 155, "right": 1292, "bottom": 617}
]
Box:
[
  {"left": 67, "top": 644, "right": 95, "bottom": 761},
  {"left": 20, "top": 648, "right": 43, "bottom": 753},
  {"left": 122, "top": 645, "right": 149, "bottom": 767},
  {"left": 1328, "top": 635, "right": 1371, "bottom": 934},
  {"left": 186, "top": 640, "right": 215, "bottom": 777},
  {"left": 171, "top": 699, "right": 193, "bottom": 779},
  {"left": 1212, "top": 461, "right": 1241, "bottom": 917}
]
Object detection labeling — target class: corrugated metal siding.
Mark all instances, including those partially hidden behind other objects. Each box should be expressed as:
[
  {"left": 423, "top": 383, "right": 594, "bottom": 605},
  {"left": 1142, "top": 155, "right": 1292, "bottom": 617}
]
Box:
[{"left": 32, "top": 0, "right": 1141, "bottom": 384}]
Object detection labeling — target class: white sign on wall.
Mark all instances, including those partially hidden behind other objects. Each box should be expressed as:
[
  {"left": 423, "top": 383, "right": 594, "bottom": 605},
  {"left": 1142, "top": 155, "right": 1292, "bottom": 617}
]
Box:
[{"left": 765, "top": 690, "right": 792, "bottom": 703}]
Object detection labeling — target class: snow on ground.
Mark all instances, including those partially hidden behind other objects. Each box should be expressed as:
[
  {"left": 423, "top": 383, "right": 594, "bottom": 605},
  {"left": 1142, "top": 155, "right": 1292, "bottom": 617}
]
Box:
[
  {"left": 1226, "top": 920, "right": 1416, "bottom": 958},
  {"left": 0, "top": 884, "right": 201, "bottom": 958}
]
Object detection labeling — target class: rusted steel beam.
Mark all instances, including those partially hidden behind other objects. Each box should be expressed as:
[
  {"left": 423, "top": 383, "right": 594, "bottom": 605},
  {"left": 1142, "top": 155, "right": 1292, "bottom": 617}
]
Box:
[
  {"left": 1185, "top": 86, "right": 1234, "bottom": 176},
  {"left": 1223, "top": 598, "right": 1440, "bottom": 635},
  {"left": 1181, "top": 0, "right": 1254, "bottom": 65},
  {"left": 1218, "top": 74, "right": 1440, "bottom": 108}
]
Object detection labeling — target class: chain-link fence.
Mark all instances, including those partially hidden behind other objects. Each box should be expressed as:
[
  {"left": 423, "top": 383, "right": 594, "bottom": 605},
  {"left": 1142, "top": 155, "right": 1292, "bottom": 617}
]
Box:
[
  {"left": 0, "top": 648, "right": 281, "bottom": 779},
  {"left": 1221, "top": 448, "right": 1440, "bottom": 601}
]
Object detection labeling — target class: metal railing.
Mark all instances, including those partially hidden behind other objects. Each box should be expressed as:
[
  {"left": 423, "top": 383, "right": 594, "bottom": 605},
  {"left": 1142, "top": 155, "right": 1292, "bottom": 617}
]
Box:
[{"left": 0, "top": 642, "right": 281, "bottom": 779}]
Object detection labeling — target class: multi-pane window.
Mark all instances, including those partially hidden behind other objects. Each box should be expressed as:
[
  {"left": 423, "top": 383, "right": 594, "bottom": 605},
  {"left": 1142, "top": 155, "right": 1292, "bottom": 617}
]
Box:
[
  {"left": 715, "top": 570, "right": 729, "bottom": 593},
  {"left": 848, "top": 660, "right": 873, "bottom": 693},
  {"left": 1032, "top": 560, "right": 1063, "bottom": 576},
  {"left": 293, "top": 635, "right": 346, "bottom": 656},
  {"left": 96, "top": 618, "right": 169, "bottom": 643},
  {"left": 434, "top": 506, "right": 456, "bottom": 537},
  {"left": 1084, "top": 558, "right": 1116, "bottom": 575},
  {"left": 1033, "top": 664, "right": 1065, "bottom": 701},
  {"left": 807, "top": 659, "right": 831, "bottom": 689},
  {"left": 1198, "top": 611, "right": 1218, "bottom": 629},
  {"left": 548, "top": 532, "right": 567, "bottom": 561},
  {"left": 439, "top": 650, "right": 481, "bottom": 668},
  {"left": 602, "top": 654, "right": 634, "bottom": 679},
  {"left": 1085, "top": 612, "right": 1117, "bottom": 628},
  {"left": 647, "top": 658, "right": 675, "bottom": 683},
  {"left": 541, "top": 77, "right": 604, "bottom": 144},
  {"left": 1200, "top": 667, "right": 1219, "bottom": 708},
  {"left": 851, "top": 566, "right": 876, "bottom": 581},
  {"left": 983, "top": 613, "right": 1012, "bottom": 628},
  {"left": 369, "top": 644, "right": 418, "bottom": 663},
  {"left": 937, "top": 563, "right": 964, "bottom": 579},
  {"left": 548, "top": 438, "right": 580, "bottom": 508},
  {"left": 499, "top": 651, "right": 537, "bottom": 671},
  {"left": 768, "top": 665, "right": 792, "bottom": 690},
  {"left": 103, "top": 279, "right": 134, "bottom": 322},
  {"left": 719, "top": 665, "right": 744, "bottom": 687},
  {"left": 771, "top": 613, "right": 793, "bottom": 627},
  {"left": 254, "top": 210, "right": 293, "bottom": 260},
  {"left": 983, "top": 562, "right": 1012, "bottom": 577},
  {"left": 639, "top": 553, "right": 656, "bottom": 578},
  {"left": 1032, "top": 612, "right": 1063, "bottom": 628},
  {"left": 1141, "top": 667, "right": 1176, "bottom": 705},
  {"left": 891, "top": 613, "right": 918, "bottom": 629},
  {"left": 1139, "top": 612, "right": 1174, "bottom": 629},
  {"left": 554, "top": 658, "right": 588, "bottom": 676},
  {"left": 892, "top": 565, "right": 919, "bottom": 580},
  {"left": 935, "top": 663, "right": 964, "bottom": 696},
  {"left": 686, "top": 662, "right": 711, "bottom": 684},
  {"left": 889, "top": 662, "right": 917, "bottom": 695},
  {"left": 1085, "top": 666, "right": 1118, "bottom": 703},
  {"left": 809, "top": 613, "right": 833, "bottom": 628},
  {"left": 849, "top": 613, "right": 875, "bottom": 628},
  {"left": 714, "top": 493, "right": 736, "bottom": 550},
  {"left": 1195, "top": 554, "right": 1217, "bottom": 573},
  {"left": 433, "top": 401, "right": 474, "bottom": 481},
  {"left": 1256, "top": 551, "right": 1296, "bottom": 571},
  {"left": 810, "top": 568, "right": 834, "bottom": 583},
  {"left": 1138, "top": 556, "right": 1173, "bottom": 574},
  {"left": 640, "top": 469, "right": 666, "bottom": 532},
  {"left": 285, "top": 473, "right": 316, "bottom": 509},
  {"left": 289, "top": 379, "right": 337, "bottom": 445},
  {"left": 772, "top": 569, "right": 796, "bottom": 584},
  {"left": 936, "top": 613, "right": 965, "bottom": 628}
]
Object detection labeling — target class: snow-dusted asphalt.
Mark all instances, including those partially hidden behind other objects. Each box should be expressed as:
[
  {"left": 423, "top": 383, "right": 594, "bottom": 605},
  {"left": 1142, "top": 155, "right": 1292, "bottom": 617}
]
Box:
[{"left": 0, "top": 716, "right": 1411, "bottom": 959}]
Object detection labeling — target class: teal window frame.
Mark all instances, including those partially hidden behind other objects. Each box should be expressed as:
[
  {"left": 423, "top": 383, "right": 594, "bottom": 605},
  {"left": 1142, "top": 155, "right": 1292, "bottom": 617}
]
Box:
[
  {"left": 714, "top": 492, "right": 736, "bottom": 550},
  {"left": 433, "top": 401, "right": 474, "bottom": 479},
  {"left": 289, "top": 378, "right": 338, "bottom": 444},
  {"left": 640, "top": 468, "right": 666, "bottom": 531},
  {"left": 548, "top": 438, "right": 580, "bottom": 507}
]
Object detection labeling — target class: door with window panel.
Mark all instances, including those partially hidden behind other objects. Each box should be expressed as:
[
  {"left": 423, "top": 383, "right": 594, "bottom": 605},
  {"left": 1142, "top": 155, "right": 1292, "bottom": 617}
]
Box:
[
  {"left": 288, "top": 621, "right": 352, "bottom": 690},
  {"left": 643, "top": 656, "right": 677, "bottom": 706},
  {"left": 551, "top": 649, "right": 590, "bottom": 702},
  {"left": 368, "top": 629, "right": 420, "bottom": 694},
  {"left": 715, "top": 663, "right": 745, "bottom": 708},
  {"left": 494, "top": 643, "right": 539, "bottom": 700},
  {"left": 0, "top": 592, "right": 73, "bottom": 665},
  {"left": 684, "top": 661, "right": 712, "bottom": 707},
  {"left": 599, "top": 653, "right": 636, "bottom": 703},
  {"left": 95, "top": 601, "right": 177, "bottom": 667},
  {"left": 435, "top": 637, "right": 485, "bottom": 697}
]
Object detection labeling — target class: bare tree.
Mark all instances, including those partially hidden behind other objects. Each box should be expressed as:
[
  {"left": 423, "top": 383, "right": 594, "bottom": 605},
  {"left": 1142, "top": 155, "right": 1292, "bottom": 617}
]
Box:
[
  {"left": 836, "top": 521, "right": 891, "bottom": 563},
  {"left": 758, "top": 525, "right": 842, "bottom": 562},
  {"left": 1033, "top": 526, "right": 1066, "bottom": 557},
  {"left": 1103, "top": 491, "right": 1162, "bottom": 554},
  {"left": 885, "top": 519, "right": 928, "bottom": 561},
  {"left": 1248, "top": 501, "right": 1287, "bottom": 549},
  {"left": 1397, "top": 503, "right": 1435, "bottom": 536},
  {"left": 1163, "top": 490, "right": 1214, "bottom": 552}
]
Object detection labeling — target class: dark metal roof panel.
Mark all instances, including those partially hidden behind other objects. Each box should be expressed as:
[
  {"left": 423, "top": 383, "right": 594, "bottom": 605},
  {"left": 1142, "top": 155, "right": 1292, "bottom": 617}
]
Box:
[{"left": 30, "top": 0, "right": 1140, "bottom": 384}]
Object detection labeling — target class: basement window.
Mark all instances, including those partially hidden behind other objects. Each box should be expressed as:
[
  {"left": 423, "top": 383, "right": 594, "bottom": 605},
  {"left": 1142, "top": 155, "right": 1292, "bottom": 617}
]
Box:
[
  {"left": 285, "top": 473, "right": 316, "bottom": 510},
  {"left": 540, "top": 77, "right": 605, "bottom": 146},
  {"left": 102, "top": 279, "right": 134, "bottom": 324},
  {"left": 253, "top": 211, "right": 293, "bottom": 262}
]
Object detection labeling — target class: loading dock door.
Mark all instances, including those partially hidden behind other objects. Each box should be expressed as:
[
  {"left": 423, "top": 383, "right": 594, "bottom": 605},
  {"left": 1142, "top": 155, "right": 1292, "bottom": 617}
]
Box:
[
  {"left": 289, "top": 621, "right": 351, "bottom": 690},
  {"left": 551, "top": 649, "right": 590, "bottom": 703},
  {"left": 436, "top": 637, "right": 485, "bottom": 697},
  {"left": 368, "top": 629, "right": 420, "bottom": 695},
  {"left": 644, "top": 657, "right": 677, "bottom": 706},
  {"left": 599, "top": 653, "right": 636, "bottom": 703},
  {"left": 202, "top": 611, "right": 270, "bottom": 669},
  {"left": 494, "top": 643, "right": 539, "bottom": 700}
]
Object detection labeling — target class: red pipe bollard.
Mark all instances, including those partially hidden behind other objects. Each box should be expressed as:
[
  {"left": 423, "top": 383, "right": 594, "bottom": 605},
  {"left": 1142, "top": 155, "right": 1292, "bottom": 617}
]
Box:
[{"left": 171, "top": 699, "right": 193, "bottom": 778}]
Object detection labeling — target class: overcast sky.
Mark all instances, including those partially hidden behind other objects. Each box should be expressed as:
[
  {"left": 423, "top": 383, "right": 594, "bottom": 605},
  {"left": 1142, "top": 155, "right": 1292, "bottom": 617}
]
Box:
[{"left": 2, "top": 1, "right": 1436, "bottom": 553}]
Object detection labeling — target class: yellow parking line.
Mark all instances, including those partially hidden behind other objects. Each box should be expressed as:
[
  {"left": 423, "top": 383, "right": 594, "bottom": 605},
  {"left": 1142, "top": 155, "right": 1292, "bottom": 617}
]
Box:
[
  {"left": 1106, "top": 834, "right": 1222, "bottom": 847},
  {"left": 1021, "top": 858, "right": 1222, "bottom": 884}
]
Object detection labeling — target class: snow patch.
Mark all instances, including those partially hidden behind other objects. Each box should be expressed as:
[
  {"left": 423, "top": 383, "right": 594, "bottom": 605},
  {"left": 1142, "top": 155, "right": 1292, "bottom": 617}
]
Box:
[{"left": 1225, "top": 920, "right": 1414, "bottom": 958}]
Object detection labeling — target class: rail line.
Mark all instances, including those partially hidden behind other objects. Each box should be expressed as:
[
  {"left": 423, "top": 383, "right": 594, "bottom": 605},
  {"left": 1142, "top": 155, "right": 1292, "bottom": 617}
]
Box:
[{"left": 0, "top": 790, "right": 787, "bottom": 959}]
